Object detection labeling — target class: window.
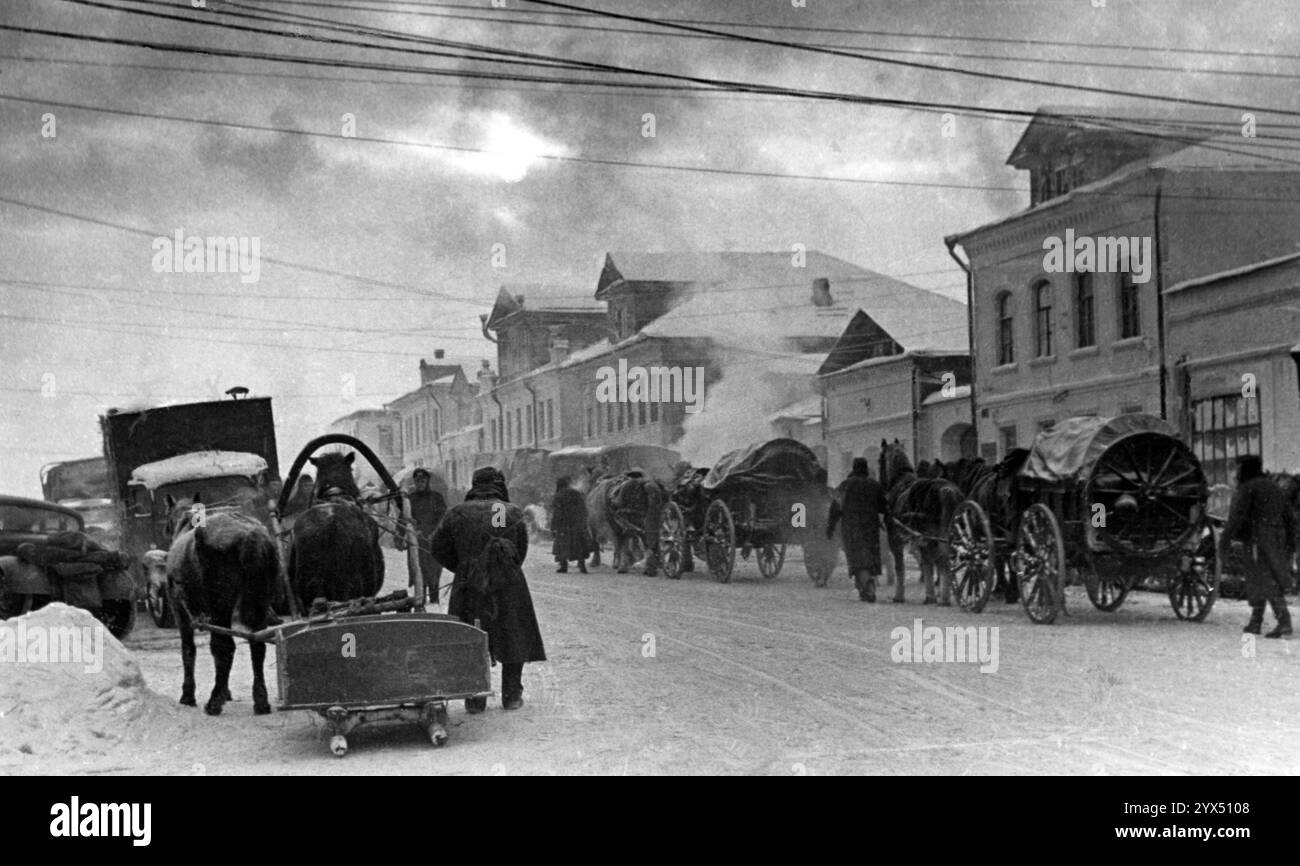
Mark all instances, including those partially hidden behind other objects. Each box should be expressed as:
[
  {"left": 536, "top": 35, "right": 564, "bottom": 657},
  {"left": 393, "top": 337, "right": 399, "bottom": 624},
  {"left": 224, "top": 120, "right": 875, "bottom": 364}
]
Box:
[
  {"left": 1034, "top": 281, "right": 1053, "bottom": 357},
  {"left": 547, "top": 399, "right": 555, "bottom": 439},
  {"left": 1192, "top": 392, "right": 1262, "bottom": 488},
  {"left": 999, "top": 425, "right": 1017, "bottom": 455},
  {"left": 505, "top": 413, "right": 512, "bottom": 449},
  {"left": 587, "top": 406, "right": 594, "bottom": 440},
  {"left": 606, "top": 402, "right": 613, "bottom": 433},
  {"left": 1119, "top": 272, "right": 1141, "bottom": 338},
  {"left": 515, "top": 409, "right": 522, "bottom": 446},
  {"left": 617, "top": 402, "right": 625, "bottom": 431},
  {"left": 526, "top": 406, "right": 533, "bottom": 442},
  {"left": 1075, "top": 272, "right": 1095, "bottom": 348},
  {"left": 996, "top": 292, "right": 1015, "bottom": 365},
  {"left": 377, "top": 425, "right": 393, "bottom": 455}
]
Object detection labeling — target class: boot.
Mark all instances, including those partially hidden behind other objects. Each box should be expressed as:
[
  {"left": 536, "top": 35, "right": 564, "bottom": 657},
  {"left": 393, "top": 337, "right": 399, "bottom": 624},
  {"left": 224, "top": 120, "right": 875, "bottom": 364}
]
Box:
[
  {"left": 1244, "top": 602, "right": 1265, "bottom": 635},
  {"left": 862, "top": 577, "right": 877, "bottom": 603},
  {"left": 557, "top": 560, "right": 568, "bottom": 573},
  {"left": 1266, "top": 598, "right": 1292, "bottom": 638}
]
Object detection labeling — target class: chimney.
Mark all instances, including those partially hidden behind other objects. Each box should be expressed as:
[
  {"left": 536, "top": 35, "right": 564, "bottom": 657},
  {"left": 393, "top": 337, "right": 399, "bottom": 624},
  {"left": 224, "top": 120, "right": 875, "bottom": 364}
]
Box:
[
  {"left": 811, "top": 278, "right": 832, "bottom": 307},
  {"left": 434, "top": 349, "right": 445, "bottom": 360},
  {"left": 549, "top": 336, "right": 571, "bottom": 365},
  {"left": 477, "top": 359, "right": 497, "bottom": 396}
]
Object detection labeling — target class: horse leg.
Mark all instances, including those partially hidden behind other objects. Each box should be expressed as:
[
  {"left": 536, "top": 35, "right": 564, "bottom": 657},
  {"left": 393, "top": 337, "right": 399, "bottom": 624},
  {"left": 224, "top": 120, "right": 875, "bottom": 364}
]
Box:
[
  {"left": 250, "top": 639, "right": 271, "bottom": 715},
  {"left": 616, "top": 534, "right": 629, "bottom": 574},
  {"left": 921, "top": 552, "right": 937, "bottom": 602},
  {"left": 938, "top": 547, "right": 953, "bottom": 605},
  {"left": 178, "top": 604, "right": 198, "bottom": 708},
  {"left": 206, "top": 612, "right": 235, "bottom": 716}
]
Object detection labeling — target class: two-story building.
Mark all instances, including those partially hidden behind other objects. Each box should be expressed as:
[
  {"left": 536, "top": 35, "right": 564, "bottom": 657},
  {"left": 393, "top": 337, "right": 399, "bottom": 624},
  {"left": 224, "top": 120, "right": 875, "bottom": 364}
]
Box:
[
  {"left": 385, "top": 350, "right": 481, "bottom": 490},
  {"left": 946, "top": 106, "right": 1300, "bottom": 460}
]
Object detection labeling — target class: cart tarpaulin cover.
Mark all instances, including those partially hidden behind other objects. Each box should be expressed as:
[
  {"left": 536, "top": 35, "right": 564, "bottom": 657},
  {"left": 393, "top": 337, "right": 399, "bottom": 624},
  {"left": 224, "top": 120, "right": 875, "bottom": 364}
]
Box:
[
  {"left": 1018, "top": 414, "right": 1177, "bottom": 484},
  {"left": 702, "top": 438, "right": 822, "bottom": 493}
]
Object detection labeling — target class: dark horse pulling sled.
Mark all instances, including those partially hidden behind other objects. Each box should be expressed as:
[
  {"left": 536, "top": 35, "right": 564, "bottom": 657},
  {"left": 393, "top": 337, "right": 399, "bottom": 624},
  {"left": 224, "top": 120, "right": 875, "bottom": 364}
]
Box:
[
  {"left": 189, "top": 434, "right": 490, "bottom": 757},
  {"left": 662, "top": 438, "right": 838, "bottom": 584},
  {"left": 940, "top": 413, "right": 1218, "bottom": 625}
]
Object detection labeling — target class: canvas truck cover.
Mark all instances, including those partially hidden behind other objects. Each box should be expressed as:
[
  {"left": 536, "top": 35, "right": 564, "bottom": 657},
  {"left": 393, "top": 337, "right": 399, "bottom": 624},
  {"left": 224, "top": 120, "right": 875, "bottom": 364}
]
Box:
[
  {"left": 702, "top": 438, "right": 822, "bottom": 493},
  {"left": 1018, "top": 413, "right": 1178, "bottom": 485},
  {"left": 41, "top": 456, "right": 113, "bottom": 503},
  {"left": 100, "top": 397, "right": 278, "bottom": 498},
  {"left": 547, "top": 444, "right": 682, "bottom": 487}
]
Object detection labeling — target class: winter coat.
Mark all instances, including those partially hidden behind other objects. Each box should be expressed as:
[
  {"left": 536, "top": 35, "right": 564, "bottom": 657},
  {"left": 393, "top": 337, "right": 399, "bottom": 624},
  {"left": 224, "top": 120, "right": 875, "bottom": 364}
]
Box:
[
  {"left": 1223, "top": 474, "right": 1297, "bottom": 603},
  {"left": 428, "top": 494, "right": 546, "bottom": 665},
  {"left": 828, "top": 470, "right": 886, "bottom": 575},
  {"left": 550, "top": 486, "right": 593, "bottom": 561}
]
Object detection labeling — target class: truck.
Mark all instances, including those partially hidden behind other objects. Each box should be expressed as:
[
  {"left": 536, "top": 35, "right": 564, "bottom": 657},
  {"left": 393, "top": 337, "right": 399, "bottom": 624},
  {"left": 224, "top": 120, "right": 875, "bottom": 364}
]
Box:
[
  {"left": 100, "top": 393, "right": 279, "bottom": 627},
  {"left": 40, "top": 456, "right": 119, "bottom": 547}
]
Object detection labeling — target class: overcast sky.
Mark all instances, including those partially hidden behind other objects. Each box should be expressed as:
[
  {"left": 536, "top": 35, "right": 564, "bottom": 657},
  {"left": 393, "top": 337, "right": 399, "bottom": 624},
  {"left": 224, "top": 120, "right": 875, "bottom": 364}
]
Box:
[{"left": 2, "top": 0, "right": 1297, "bottom": 496}]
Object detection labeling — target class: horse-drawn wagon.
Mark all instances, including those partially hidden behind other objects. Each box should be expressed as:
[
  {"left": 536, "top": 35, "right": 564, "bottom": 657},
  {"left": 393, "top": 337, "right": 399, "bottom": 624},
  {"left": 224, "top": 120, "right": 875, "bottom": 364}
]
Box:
[
  {"left": 661, "top": 438, "right": 837, "bottom": 584},
  {"left": 947, "top": 413, "right": 1218, "bottom": 624}
]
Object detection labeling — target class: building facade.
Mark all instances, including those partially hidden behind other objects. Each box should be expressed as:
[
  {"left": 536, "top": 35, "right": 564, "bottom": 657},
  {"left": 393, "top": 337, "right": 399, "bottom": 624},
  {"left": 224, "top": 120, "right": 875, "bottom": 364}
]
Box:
[
  {"left": 325, "top": 408, "right": 401, "bottom": 487},
  {"left": 946, "top": 107, "right": 1300, "bottom": 461}
]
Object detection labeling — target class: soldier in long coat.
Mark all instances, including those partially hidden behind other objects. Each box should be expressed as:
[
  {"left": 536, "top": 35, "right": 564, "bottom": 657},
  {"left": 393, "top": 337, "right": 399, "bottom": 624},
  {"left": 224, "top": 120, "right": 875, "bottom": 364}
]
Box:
[
  {"left": 1222, "top": 455, "right": 1295, "bottom": 638},
  {"left": 550, "top": 476, "right": 591, "bottom": 573},
  {"left": 827, "top": 457, "right": 887, "bottom": 602},
  {"left": 429, "top": 467, "right": 547, "bottom": 711}
]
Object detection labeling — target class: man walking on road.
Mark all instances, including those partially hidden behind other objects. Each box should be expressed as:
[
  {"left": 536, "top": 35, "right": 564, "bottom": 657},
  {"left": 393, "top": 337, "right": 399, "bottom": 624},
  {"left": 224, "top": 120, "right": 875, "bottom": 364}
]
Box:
[
  {"left": 430, "top": 467, "right": 547, "bottom": 711},
  {"left": 550, "top": 476, "right": 591, "bottom": 573},
  {"left": 1222, "top": 455, "right": 1295, "bottom": 638},
  {"left": 828, "top": 457, "right": 887, "bottom": 602},
  {"left": 408, "top": 468, "right": 447, "bottom": 606}
]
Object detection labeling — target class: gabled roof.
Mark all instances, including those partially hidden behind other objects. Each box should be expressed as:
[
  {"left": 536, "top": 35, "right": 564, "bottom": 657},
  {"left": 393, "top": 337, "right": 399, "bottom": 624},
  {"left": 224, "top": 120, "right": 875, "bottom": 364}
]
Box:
[
  {"left": 1007, "top": 105, "right": 1224, "bottom": 168},
  {"left": 597, "top": 250, "right": 877, "bottom": 299},
  {"left": 485, "top": 284, "right": 603, "bottom": 330}
]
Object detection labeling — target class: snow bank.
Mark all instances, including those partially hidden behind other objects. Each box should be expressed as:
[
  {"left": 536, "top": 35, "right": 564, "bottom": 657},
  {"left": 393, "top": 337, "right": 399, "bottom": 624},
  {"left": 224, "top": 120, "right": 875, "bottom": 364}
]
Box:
[{"left": 0, "top": 603, "right": 161, "bottom": 766}]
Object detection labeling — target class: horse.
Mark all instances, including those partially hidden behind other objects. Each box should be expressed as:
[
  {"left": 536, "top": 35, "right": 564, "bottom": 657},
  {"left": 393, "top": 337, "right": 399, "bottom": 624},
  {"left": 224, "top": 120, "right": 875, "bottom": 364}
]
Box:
[
  {"left": 587, "top": 472, "right": 665, "bottom": 575},
  {"left": 286, "top": 451, "right": 384, "bottom": 612},
  {"left": 164, "top": 493, "right": 279, "bottom": 716},
  {"left": 878, "top": 439, "right": 965, "bottom": 605}
]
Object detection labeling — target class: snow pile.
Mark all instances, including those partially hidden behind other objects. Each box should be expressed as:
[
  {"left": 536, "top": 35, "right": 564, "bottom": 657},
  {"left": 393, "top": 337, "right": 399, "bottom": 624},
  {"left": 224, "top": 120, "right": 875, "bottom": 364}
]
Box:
[{"left": 0, "top": 603, "right": 160, "bottom": 765}]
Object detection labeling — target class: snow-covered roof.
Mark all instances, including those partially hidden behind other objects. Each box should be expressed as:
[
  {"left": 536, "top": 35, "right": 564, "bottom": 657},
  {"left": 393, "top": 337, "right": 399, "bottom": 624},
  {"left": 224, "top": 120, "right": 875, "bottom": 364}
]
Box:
[
  {"left": 769, "top": 395, "right": 822, "bottom": 422},
  {"left": 640, "top": 272, "right": 968, "bottom": 351},
  {"left": 922, "top": 384, "right": 973, "bottom": 405},
  {"left": 129, "top": 451, "right": 268, "bottom": 490}
]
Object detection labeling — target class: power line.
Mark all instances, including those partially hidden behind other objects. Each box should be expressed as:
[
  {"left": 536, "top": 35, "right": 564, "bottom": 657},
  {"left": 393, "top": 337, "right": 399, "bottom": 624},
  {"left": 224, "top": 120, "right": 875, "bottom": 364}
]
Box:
[
  {"left": 518, "top": 0, "right": 1300, "bottom": 119},
  {"left": 247, "top": 0, "right": 1300, "bottom": 83}
]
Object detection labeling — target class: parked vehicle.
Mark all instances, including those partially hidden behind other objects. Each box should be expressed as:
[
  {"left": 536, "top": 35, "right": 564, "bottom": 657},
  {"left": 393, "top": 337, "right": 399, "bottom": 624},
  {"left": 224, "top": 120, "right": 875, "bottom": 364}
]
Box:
[
  {"left": 0, "top": 494, "right": 136, "bottom": 638},
  {"left": 100, "top": 394, "right": 279, "bottom": 627},
  {"left": 40, "top": 457, "right": 119, "bottom": 546}
]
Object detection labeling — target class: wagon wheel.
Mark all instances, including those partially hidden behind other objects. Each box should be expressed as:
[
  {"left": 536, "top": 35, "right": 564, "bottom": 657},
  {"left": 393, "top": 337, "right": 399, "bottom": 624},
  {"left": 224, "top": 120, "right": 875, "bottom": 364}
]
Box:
[
  {"left": 1088, "top": 432, "right": 1205, "bottom": 558},
  {"left": 660, "top": 501, "right": 687, "bottom": 580},
  {"left": 1170, "top": 526, "right": 1221, "bottom": 622},
  {"left": 1084, "top": 566, "right": 1130, "bottom": 612},
  {"left": 704, "top": 499, "right": 736, "bottom": 583},
  {"left": 948, "top": 501, "right": 996, "bottom": 613},
  {"left": 1013, "top": 503, "right": 1065, "bottom": 624},
  {"left": 758, "top": 543, "right": 786, "bottom": 579}
]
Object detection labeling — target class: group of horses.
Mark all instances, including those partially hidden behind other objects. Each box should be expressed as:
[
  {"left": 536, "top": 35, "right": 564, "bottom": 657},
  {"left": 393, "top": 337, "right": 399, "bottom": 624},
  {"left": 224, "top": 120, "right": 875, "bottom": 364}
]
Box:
[{"left": 163, "top": 451, "right": 382, "bottom": 716}]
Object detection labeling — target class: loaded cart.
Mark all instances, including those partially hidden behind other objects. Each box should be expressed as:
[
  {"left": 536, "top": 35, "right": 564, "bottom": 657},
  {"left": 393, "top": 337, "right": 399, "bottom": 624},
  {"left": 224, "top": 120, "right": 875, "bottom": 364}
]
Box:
[
  {"left": 199, "top": 434, "right": 491, "bottom": 757},
  {"left": 952, "top": 414, "right": 1219, "bottom": 625}
]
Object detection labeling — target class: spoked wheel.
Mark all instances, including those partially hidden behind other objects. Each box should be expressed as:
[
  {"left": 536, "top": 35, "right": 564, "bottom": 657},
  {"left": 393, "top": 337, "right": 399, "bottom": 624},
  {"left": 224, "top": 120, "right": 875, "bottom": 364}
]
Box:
[
  {"left": 704, "top": 500, "right": 736, "bottom": 583},
  {"left": 660, "top": 502, "right": 687, "bottom": 580},
  {"left": 1013, "top": 503, "right": 1065, "bottom": 624},
  {"left": 1170, "top": 527, "right": 1221, "bottom": 622},
  {"left": 1084, "top": 566, "right": 1130, "bottom": 612},
  {"left": 757, "top": 543, "right": 786, "bottom": 579},
  {"left": 1088, "top": 432, "right": 1206, "bottom": 558},
  {"left": 948, "top": 501, "right": 996, "bottom": 613}
]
